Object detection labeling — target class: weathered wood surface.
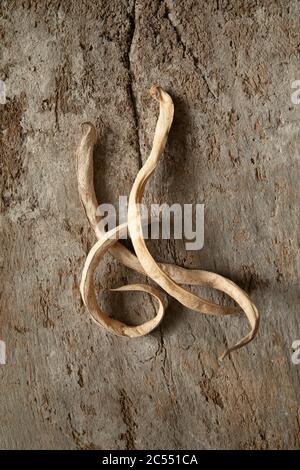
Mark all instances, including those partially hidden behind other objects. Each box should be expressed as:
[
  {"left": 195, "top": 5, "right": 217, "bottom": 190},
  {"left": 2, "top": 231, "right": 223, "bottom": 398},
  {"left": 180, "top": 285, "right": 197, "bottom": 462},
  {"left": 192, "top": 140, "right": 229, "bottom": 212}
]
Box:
[{"left": 0, "top": 0, "right": 299, "bottom": 449}]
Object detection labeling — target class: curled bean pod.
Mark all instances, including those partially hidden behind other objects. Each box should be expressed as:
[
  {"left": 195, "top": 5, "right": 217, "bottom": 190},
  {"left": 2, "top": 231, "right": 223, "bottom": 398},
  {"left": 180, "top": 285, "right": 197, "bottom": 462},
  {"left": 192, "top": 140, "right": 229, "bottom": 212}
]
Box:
[
  {"left": 80, "top": 223, "right": 166, "bottom": 337},
  {"left": 76, "top": 85, "right": 260, "bottom": 359},
  {"left": 77, "top": 123, "right": 238, "bottom": 316}
]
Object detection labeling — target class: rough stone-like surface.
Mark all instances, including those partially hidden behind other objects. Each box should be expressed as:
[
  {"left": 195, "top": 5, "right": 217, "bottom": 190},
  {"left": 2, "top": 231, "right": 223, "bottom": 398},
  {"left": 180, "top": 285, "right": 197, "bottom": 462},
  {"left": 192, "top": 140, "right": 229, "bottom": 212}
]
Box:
[{"left": 0, "top": 0, "right": 299, "bottom": 450}]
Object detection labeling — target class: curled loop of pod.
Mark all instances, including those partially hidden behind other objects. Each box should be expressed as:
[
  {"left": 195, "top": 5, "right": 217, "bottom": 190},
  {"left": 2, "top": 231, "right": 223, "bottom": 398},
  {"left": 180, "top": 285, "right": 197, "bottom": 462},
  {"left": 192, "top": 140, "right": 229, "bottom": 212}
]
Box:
[
  {"left": 80, "top": 223, "right": 166, "bottom": 337},
  {"left": 76, "top": 86, "right": 260, "bottom": 360}
]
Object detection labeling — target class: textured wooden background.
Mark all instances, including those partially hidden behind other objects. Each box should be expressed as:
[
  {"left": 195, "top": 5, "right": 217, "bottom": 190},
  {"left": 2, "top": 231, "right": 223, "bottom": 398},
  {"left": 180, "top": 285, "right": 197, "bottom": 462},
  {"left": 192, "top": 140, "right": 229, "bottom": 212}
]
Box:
[{"left": 0, "top": 0, "right": 299, "bottom": 449}]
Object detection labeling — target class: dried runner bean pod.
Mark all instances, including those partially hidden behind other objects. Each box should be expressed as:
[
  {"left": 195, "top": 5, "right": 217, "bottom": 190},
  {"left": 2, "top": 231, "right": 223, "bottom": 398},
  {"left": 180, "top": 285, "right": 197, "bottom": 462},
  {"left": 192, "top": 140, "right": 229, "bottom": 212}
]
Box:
[{"left": 76, "top": 86, "right": 260, "bottom": 359}]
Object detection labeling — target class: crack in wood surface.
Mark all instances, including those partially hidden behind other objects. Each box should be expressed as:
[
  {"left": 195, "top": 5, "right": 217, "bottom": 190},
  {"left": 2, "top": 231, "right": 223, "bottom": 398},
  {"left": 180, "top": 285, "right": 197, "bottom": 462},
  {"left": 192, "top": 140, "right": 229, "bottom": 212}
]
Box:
[
  {"left": 119, "top": 388, "right": 137, "bottom": 450},
  {"left": 126, "top": 0, "right": 143, "bottom": 169},
  {"left": 165, "top": 0, "right": 218, "bottom": 99}
]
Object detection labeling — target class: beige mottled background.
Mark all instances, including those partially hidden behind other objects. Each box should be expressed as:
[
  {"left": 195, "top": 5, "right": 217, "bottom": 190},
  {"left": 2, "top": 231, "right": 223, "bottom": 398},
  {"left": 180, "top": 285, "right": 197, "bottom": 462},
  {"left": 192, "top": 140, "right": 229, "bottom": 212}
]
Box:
[{"left": 0, "top": 0, "right": 299, "bottom": 449}]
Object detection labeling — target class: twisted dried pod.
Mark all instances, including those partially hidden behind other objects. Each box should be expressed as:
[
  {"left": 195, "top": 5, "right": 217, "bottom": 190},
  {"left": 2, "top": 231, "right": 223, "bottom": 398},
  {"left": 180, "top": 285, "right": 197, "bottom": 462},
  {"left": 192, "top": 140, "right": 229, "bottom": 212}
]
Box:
[
  {"left": 76, "top": 85, "right": 260, "bottom": 359},
  {"left": 80, "top": 223, "right": 166, "bottom": 336},
  {"left": 77, "top": 124, "right": 238, "bottom": 316}
]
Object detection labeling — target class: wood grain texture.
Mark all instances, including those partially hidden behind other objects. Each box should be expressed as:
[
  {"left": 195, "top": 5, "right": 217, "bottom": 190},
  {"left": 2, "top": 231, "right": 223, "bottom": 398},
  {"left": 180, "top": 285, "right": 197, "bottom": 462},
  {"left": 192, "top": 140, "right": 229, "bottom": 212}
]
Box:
[{"left": 0, "top": 0, "right": 299, "bottom": 449}]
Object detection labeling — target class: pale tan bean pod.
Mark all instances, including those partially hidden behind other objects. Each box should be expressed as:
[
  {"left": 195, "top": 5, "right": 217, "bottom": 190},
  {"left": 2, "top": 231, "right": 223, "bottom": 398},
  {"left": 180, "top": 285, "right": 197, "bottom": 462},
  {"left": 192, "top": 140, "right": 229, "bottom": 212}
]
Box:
[
  {"left": 80, "top": 223, "right": 166, "bottom": 337},
  {"left": 127, "top": 85, "right": 259, "bottom": 359},
  {"left": 76, "top": 86, "right": 260, "bottom": 359},
  {"left": 77, "top": 122, "right": 239, "bottom": 316}
]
